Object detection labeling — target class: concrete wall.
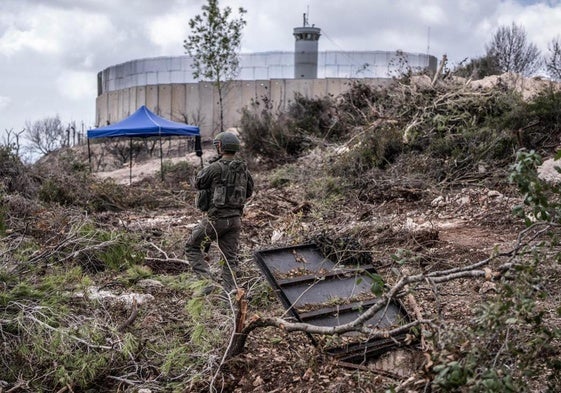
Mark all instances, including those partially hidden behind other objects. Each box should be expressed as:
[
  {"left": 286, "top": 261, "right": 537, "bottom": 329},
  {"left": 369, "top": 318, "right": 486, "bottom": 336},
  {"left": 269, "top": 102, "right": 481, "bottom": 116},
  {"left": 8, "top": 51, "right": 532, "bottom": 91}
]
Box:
[
  {"left": 95, "top": 77, "right": 392, "bottom": 138},
  {"left": 98, "top": 52, "right": 437, "bottom": 92}
]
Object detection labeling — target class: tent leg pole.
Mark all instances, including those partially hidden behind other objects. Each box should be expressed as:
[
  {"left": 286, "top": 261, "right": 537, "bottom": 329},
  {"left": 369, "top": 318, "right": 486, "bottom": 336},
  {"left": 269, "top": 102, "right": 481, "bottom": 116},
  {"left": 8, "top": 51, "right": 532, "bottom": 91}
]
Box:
[
  {"left": 130, "top": 137, "right": 132, "bottom": 185},
  {"left": 160, "top": 135, "right": 164, "bottom": 181},
  {"left": 87, "top": 138, "right": 92, "bottom": 173}
]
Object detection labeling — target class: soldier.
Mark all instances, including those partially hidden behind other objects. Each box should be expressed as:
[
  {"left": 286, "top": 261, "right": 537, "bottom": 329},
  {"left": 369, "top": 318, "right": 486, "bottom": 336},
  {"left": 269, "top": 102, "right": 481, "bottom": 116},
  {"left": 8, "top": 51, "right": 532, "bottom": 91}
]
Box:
[{"left": 186, "top": 131, "right": 254, "bottom": 294}]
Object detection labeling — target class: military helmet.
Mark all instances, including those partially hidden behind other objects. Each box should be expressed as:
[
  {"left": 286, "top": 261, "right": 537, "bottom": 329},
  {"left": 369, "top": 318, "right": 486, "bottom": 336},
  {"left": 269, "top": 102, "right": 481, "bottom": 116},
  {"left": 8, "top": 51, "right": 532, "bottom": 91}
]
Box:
[{"left": 213, "top": 131, "right": 240, "bottom": 153}]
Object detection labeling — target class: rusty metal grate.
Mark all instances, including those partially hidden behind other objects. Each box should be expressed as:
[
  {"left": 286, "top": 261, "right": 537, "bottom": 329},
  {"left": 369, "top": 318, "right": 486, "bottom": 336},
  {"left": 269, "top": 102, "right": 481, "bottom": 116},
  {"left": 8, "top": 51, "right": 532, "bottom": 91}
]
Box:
[{"left": 253, "top": 243, "right": 412, "bottom": 363}]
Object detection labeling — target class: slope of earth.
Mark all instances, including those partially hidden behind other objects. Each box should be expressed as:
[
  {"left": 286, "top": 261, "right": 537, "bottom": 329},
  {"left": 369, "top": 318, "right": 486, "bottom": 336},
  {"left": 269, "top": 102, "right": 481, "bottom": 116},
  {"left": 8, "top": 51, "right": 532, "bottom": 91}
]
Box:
[
  {"left": 86, "top": 145, "right": 539, "bottom": 392},
  {"left": 5, "top": 72, "right": 561, "bottom": 392}
]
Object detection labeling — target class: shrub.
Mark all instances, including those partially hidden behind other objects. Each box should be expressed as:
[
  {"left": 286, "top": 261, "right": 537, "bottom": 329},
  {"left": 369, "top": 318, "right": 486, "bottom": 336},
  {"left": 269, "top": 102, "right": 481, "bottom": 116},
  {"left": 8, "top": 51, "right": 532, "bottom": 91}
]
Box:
[
  {"left": 0, "top": 145, "right": 36, "bottom": 196},
  {"left": 240, "top": 97, "right": 312, "bottom": 165},
  {"left": 287, "top": 93, "right": 342, "bottom": 141},
  {"left": 78, "top": 226, "right": 145, "bottom": 272},
  {"left": 335, "top": 80, "right": 395, "bottom": 130},
  {"left": 330, "top": 123, "right": 404, "bottom": 178},
  {"left": 34, "top": 149, "right": 93, "bottom": 206},
  {"left": 431, "top": 262, "right": 559, "bottom": 392},
  {"left": 158, "top": 159, "right": 197, "bottom": 188}
]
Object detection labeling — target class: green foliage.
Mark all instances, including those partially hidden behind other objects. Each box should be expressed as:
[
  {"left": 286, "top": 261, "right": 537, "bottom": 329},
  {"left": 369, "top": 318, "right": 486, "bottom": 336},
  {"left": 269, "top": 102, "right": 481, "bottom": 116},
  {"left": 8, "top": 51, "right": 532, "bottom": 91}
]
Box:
[
  {"left": 431, "top": 262, "right": 559, "bottom": 392},
  {"left": 269, "top": 166, "right": 297, "bottom": 188},
  {"left": 240, "top": 97, "right": 312, "bottom": 164},
  {"left": 0, "top": 282, "right": 43, "bottom": 307},
  {"left": 123, "top": 264, "right": 153, "bottom": 285},
  {"left": 509, "top": 149, "right": 561, "bottom": 224},
  {"left": 161, "top": 345, "right": 193, "bottom": 377},
  {"left": 336, "top": 81, "right": 394, "bottom": 130},
  {"left": 184, "top": 283, "right": 225, "bottom": 352},
  {"left": 159, "top": 159, "right": 196, "bottom": 188},
  {"left": 527, "top": 88, "right": 561, "bottom": 131},
  {"left": 157, "top": 273, "right": 193, "bottom": 291},
  {"left": 76, "top": 225, "right": 145, "bottom": 272},
  {"left": 247, "top": 279, "right": 277, "bottom": 310},
  {"left": 38, "top": 178, "right": 75, "bottom": 205},
  {"left": 96, "top": 235, "right": 143, "bottom": 272},
  {"left": 453, "top": 55, "right": 501, "bottom": 79},
  {"left": 38, "top": 266, "right": 84, "bottom": 293},
  {"left": 330, "top": 124, "right": 403, "bottom": 178},
  {"left": 287, "top": 93, "right": 342, "bottom": 141},
  {"left": 184, "top": 0, "right": 246, "bottom": 131},
  {"left": 184, "top": 0, "right": 246, "bottom": 83},
  {"left": 304, "top": 175, "right": 344, "bottom": 204},
  {"left": 86, "top": 178, "right": 128, "bottom": 212},
  {"left": 365, "top": 272, "right": 385, "bottom": 296},
  {"left": 1, "top": 304, "right": 129, "bottom": 392},
  {"left": 0, "top": 144, "right": 35, "bottom": 196},
  {"left": 425, "top": 126, "right": 515, "bottom": 175},
  {"left": 34, "top": 149, "right": 94, "bottom": 207},
  {"left": 496, "top": 86, "right": 561, "bottom": 150}
]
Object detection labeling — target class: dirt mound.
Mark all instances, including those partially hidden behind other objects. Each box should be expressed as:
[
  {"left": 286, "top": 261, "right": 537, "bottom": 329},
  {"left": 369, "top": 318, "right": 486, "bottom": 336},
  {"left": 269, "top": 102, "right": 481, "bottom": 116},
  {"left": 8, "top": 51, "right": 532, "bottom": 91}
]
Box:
[{"left": 466, "top": 72, "right": 560, "bottom": 100}]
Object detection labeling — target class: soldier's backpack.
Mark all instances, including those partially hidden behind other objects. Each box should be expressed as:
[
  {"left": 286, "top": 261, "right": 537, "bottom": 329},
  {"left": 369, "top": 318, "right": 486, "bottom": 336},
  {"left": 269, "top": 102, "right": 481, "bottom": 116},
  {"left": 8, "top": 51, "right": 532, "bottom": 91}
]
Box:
[{"left": 212, "top": 160, "right": 249, "bottom": 209}]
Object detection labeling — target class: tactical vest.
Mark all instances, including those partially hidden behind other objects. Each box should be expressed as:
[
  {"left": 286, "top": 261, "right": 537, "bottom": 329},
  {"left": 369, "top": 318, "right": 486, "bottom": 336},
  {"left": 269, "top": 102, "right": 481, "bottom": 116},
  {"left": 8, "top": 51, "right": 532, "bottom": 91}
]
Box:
[{"left": 212, "top": 160, "right": 248, "bottom": 209}]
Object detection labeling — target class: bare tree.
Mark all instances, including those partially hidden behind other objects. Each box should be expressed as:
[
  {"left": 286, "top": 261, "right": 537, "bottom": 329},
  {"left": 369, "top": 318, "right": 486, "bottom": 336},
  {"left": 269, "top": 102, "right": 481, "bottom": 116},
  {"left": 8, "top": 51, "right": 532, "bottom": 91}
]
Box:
[
  {"left": 485, "top": 22, "right": 541, "bottom": 76},
  {"left": 545, "top": 36, "right": 561, "bottom": 81},
  {"left": 24, "top": 116, "right": 69, "bottom": 156},
  {"left": 183, "top": 0, "right": 246, "bottom": 135},
  {"left": 1, "top": 128, "right": 25, "bottom": 157}
]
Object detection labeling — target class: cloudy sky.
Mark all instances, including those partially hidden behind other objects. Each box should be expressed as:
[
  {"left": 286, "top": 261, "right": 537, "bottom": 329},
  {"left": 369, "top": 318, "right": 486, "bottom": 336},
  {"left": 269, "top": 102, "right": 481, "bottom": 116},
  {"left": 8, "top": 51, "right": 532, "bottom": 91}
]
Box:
[{"left": 1, "top": 0, "right": 560, "bottom": 141}]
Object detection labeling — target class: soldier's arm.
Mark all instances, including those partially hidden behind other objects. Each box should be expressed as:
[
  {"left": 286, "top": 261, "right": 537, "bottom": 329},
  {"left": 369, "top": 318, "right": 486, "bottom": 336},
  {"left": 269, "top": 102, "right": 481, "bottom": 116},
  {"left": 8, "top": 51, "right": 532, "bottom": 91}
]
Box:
[{"left": 195, "top": 166, "right": 214, "bottom": 190}]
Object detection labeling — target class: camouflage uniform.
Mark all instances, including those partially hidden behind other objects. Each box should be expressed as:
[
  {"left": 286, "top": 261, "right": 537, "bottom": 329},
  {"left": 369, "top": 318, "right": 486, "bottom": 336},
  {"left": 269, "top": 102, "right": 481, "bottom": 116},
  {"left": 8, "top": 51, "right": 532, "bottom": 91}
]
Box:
[{"left": 185, "top": 157, "right": 254, "bottom": 291}]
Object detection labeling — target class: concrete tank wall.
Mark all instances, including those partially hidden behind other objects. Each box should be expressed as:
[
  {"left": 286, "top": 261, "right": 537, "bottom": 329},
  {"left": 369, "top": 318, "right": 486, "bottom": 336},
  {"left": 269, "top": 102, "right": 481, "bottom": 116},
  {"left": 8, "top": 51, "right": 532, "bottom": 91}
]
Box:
[
  {"left": 98, "top": 51, "right": 437, "bottom": 93},
  {"left": 95, "top": 77, "right": 392, "bottom": 138}
]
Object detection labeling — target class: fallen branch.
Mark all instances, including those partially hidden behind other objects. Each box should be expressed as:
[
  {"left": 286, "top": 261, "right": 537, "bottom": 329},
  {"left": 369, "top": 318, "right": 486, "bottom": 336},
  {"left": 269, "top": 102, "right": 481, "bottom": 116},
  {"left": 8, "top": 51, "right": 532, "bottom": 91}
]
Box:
[
  {"left": 24, "top": 314, "right": 113, "bottom": 351},
  {"left": 225, "top": 222, "right": 556, "bottom": 358},
  {"left": 431, "top": 54, "right": 448, "bottom": 86},
  {"left": 117, "top": 299, "right": 139, "bottom": 332},
  {"left": 145, "top": 242, "right": 190, "bottom": 266}
]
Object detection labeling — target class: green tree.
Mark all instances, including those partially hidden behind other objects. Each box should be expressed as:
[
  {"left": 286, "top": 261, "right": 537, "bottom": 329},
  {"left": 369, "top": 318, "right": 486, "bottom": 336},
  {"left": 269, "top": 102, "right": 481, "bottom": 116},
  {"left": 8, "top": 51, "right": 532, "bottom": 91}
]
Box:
[
  {"left": 485, "top": 22, "right": 541, "bottom": 76},
  {"left": 183, "top": 0, "right": 247, "bottom": 134}
]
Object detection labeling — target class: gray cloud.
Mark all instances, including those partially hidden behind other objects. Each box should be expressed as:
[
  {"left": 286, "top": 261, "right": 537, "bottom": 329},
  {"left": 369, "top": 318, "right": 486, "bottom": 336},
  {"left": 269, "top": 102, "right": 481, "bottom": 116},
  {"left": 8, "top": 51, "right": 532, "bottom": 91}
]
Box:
[{"left": 1, "top": 0, "right": 560, "bottom": 139}]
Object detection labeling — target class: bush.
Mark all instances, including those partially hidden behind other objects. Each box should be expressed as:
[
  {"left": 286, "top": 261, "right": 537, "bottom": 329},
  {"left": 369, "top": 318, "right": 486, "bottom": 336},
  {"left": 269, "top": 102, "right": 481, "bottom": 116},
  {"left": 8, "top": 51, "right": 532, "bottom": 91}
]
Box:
[
  {"left": 335, "top": 81, "right": 395, "bottom": 131},
  {"left": 0, "top": 145, "right": 36, "bottom": 196},
  {"left": 158, "top": 159, "right": 197, "bottom": 188},
  {"left": 287, "top": 93, "right": 342, "bottom": 141},
  {"left": 431, "top": 262, "right": 559, "bottom": 392},
  {"left": 330, "top": 124, "right": 404, "bottom": 178},
  {"left": 34, "top": 149, "right": 93, "bottom": 206},
  {"left": 511, "top": 87, "right": 561, "bottom": 151},
  {"left": 240, "top": 97, "right": 312, "bottom": 165}
]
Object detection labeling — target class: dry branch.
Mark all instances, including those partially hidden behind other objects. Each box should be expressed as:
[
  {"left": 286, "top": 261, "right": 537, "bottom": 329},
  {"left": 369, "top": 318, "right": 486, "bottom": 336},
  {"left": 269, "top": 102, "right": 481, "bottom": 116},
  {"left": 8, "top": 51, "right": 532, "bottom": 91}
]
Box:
[
  {"left": 225, "top": 222, "right": 556, "bottom": 358},
  {"left": 117, "top": 299, "right": 139, "bottom": 332}
]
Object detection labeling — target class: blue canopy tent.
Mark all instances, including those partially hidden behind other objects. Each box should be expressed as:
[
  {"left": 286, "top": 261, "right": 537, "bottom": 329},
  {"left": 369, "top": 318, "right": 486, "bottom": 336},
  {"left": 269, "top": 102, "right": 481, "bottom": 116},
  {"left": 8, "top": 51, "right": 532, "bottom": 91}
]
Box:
[{"left": 87, "top": 105, "right": 201, "bottom": 183}]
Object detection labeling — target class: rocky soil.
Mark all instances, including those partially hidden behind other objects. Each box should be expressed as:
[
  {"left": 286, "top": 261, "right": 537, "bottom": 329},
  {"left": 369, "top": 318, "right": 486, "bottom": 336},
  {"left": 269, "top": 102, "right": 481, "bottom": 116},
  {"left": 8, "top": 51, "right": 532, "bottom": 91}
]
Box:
[{"left": 84, "top": 145, "right": 542, "bottom": 392}]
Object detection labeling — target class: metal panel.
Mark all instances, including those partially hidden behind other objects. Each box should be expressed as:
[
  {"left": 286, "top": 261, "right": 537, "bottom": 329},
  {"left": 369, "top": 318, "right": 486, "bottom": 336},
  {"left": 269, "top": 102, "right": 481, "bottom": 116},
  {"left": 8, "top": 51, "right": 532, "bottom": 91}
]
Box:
[{"left": 253, "top": 244, "right": 412, "bottom": 362}]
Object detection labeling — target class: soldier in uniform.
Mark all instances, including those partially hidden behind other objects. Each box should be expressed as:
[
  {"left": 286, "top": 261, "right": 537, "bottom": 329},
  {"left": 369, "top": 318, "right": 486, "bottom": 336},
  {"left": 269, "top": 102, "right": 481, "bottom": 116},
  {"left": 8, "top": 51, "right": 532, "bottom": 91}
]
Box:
[{"left": 186, "top": 131, "right": 254, "bottom": 294}]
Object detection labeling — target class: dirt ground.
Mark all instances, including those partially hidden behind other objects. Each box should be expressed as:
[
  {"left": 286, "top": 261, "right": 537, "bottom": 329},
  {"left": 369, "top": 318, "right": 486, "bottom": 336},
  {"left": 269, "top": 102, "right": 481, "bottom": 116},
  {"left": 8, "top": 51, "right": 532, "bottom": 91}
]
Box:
[{"left": 87, "top": 147, "right": 539, "bottom": 392}]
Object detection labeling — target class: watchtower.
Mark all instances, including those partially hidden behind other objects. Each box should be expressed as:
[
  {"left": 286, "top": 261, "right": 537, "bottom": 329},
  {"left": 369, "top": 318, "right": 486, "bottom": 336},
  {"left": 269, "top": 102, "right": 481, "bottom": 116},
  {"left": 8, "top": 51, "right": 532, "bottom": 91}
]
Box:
[{"left": 293, "top": 13, "right": 321, "bottom": 79}]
